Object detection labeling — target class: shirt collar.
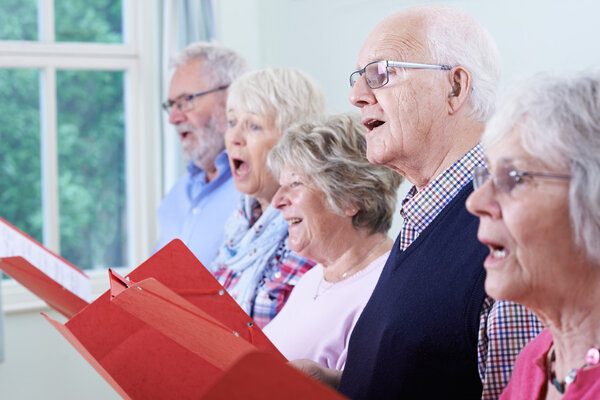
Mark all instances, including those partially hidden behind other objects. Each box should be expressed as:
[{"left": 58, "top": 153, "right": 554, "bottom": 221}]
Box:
[
  {"left": 186, "top": 150, "right": 231, "bottom": 178},
  {"left": 400, "top": 143, "right": 485, "bottom": 230}
]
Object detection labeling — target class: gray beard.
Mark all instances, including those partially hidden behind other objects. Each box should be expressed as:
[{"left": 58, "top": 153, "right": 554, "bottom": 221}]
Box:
[{"left": 182, "top": 116, "right": 226, "bottom": 172}]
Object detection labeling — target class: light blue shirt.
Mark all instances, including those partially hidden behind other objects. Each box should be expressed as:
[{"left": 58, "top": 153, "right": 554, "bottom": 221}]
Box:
[{"left": 154, "top": 151, "right": 240, "bottom": 267}]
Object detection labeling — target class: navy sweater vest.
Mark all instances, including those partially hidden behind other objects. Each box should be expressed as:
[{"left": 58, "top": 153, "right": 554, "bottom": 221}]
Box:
[{"left": 338, "top": 183, "right": 488, "bottom": 399}]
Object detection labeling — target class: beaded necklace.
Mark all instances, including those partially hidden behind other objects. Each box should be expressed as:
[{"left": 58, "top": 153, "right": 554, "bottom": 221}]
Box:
[{"left": 547, "top": 345, "right": 600, "bottom": 393}]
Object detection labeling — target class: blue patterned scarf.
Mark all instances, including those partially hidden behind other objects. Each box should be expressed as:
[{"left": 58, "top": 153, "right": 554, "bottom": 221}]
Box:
[{"left": 209, "top": 195, "right": 289, "bottom": 314}]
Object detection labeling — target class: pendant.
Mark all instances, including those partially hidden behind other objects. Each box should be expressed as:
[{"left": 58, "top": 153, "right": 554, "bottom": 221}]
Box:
[
  {"left": 585, "top": 347, "right": 600, "bottom": 366},
  {"left": 564, "top": 369, "right": 577, "bottom": 386}
]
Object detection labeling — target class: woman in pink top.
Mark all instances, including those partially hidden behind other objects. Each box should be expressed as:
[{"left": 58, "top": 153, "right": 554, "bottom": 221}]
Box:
[
  {"left": 263, "top": 114, "right": 402, "bottom": 369},
  {"left": 467, "top": 71, "right": 600, "bottom": 399}
]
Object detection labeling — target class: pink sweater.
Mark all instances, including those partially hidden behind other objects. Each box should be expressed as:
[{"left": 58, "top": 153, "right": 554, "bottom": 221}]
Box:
[
  {"left": 501, "top": 329, "right": 600, "bottom": 400},
  {"left": 263, "top": 251, "right": 389, "bottom": 370}
]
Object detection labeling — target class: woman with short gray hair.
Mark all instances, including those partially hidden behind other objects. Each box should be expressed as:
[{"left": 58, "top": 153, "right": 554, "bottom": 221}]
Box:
[
  {"left": 263, "top": 113, "right": 402, "bottom": 369},
  {"left": 467, "top": 70, "right": 600, "bottom": 399}
]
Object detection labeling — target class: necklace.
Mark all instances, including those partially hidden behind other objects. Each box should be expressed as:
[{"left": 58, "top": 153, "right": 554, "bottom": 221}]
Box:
[
  {"left": 313, "top": 237, "right": 387, "bottom": 300},
  {"left": 547, "top": 345, "right": 600, "bottom": 393}
]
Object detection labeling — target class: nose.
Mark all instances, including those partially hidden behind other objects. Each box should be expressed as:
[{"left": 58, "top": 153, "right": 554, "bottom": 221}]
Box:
[
  {"left": 349, "top": 74, "right": 376, "bottom": 109},
  {"left": 225, "top": 122, "right": 244, "bottom": 150},
  {"left": 466, "top": 179, "right": 501, "bottom": 220},
  {"left": 168, "top": 105, "right": 186, "bottom": 125},
  {"left": 271, "top": 185, "right": 290, "bottom": 210}
]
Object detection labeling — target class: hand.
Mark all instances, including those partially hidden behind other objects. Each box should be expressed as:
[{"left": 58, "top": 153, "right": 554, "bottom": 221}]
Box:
[{"left": 289, "top": 359, "right": 343, "bottom": 389}]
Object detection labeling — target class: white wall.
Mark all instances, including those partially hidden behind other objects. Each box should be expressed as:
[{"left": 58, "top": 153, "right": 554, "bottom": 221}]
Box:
[
  {"left": 217, "top": 0, "right": 600, "bottom": 110},
  {"left": 0, "top": 309, "right": 119, "bottom": 400},
  {"left": 0, "top": 277, "right": 120, "bottom": 400},
  {"left": 215, "top": 0, "right": 600, "bottom": 236}
]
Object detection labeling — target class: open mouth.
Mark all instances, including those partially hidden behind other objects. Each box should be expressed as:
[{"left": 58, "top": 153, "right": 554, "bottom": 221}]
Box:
[
  {"left": 364, "top": 119, "right": 385, "bottom": 131},
  {"left": 489, "top": 244, "right": 507, "bottom": 259},
  {"left": 288, "top": 218, "right": 302, "bottom": 225},
  {"left": 232, "top": 158, "right": 249, "bottom": 177},
  {"left": 179, "top": 130, "right": 192, "bottom": 139}
]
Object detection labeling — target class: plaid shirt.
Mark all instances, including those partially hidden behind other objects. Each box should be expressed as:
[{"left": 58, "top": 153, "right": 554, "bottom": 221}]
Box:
[
  {"left": 399, "top": 144, "right": 543, "bottom": 400},
  {"left": 212, "top": 205, "right": 314, "bottom": 328}
]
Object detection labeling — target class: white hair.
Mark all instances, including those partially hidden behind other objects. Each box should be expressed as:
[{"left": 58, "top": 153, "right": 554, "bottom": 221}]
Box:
[
  {"left": 226, "top": 67, "right": 327, "bottom": 134},
  {"left": 482, "top": 70, "right": 600, "bottom": 264},
  {"left": 171, "top": 41, "right": 249, "bottom": 87},
  {"left": 419, "top": 5, "right": 501, "bottom": 122}
]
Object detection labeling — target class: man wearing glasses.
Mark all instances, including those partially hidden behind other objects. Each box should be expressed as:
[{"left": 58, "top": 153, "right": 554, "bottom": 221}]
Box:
[
  {"left": 293, "top": 5, "right": 542, "bottom": 400},
  {"left": 155, "top": 42, "right": 248, "bottom": 266}
]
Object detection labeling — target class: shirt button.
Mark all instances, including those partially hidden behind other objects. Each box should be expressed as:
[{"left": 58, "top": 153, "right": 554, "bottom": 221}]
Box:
[
  {"left": 274, "top": 271, "right": 281, "bottom": 279},
  {"left": 192, "top": 208, "right": 198, "bottom": 214}
]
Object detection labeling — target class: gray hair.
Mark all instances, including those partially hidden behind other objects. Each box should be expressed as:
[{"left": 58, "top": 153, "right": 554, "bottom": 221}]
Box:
[
  {"left": 171, "top": 41, "right": 249, "bottom": 87},
  {"left": 482, "top": 70, "right": 600, "bottom": 264},
  {"left": 418, "top": 5, "right": 501, "bottom": 122},
  {"left": 268, "top": 113, "right": 403, "bottom": 234},
  {"left": 226, "top": 67, "right": 327, "bottom": 134}
]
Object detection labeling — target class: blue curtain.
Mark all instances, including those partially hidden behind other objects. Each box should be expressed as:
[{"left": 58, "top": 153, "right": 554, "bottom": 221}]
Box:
[
  {"left": 175, "top": 0, "right": 216, "bottom": 49},
  {"left": 160, "top": 0, "right": 217, "bottom": 191}
]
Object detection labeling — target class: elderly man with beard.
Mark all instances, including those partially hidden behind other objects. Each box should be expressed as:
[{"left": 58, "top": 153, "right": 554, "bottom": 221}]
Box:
[
  {"left": 155, "top": 42, "right": 248, "bottom": 265},
  {"left": 292, "top": 6, "right": 543, "bottom": 400}
]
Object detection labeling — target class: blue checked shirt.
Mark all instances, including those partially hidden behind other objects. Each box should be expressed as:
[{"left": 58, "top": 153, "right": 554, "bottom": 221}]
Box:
[{"left": 399, "top": 144, "right": 543, "bottom": 400}]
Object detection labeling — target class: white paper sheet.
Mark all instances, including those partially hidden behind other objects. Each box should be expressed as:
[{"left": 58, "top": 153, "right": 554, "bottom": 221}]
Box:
[{"left": 0, "top": 218, "right": 91, "bottom": 302}]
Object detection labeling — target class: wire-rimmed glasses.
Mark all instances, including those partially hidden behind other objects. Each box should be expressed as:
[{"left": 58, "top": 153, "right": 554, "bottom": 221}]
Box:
[
  {"left": 349, "top": 60, "right": 452, "bottom": 89},
  {"left": 162, "top": 84, "right": 229, "bottom": 113},
  {"left": 473, "top": 162, "right": 570, "bottom": 194}
]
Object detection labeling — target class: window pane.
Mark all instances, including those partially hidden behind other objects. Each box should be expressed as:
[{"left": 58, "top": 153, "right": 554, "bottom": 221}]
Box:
[
  {"left": 0, "top": 0, "right": 38, "bottom": 41},
  {"left": 56, "top": 70, "right": 127, "bottom": 270},
  {"left": 55, "top": 0, "right": 122, "bottom": 43},
  {"left": 0, "top": 69, "right": 43, "bottom": 243}
]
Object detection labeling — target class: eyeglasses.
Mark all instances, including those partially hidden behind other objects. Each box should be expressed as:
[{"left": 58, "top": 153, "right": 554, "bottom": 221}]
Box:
[
  {"left": 349, "top": 60, "right": 452, "bottom": 89},
  {"left": 473, "top": 162, "right": 570, "bottom": 194},
  {"left": 162, "top": 84, "right": 229, "bottom": 113}
]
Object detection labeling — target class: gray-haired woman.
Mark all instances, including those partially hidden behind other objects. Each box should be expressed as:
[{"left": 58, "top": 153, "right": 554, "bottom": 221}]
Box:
[
  {"left": 263, "top": 113, "right": 402, "bottom": 369},
  {"left": 467, "top": 70, "right": 600, "bottom": 399}
]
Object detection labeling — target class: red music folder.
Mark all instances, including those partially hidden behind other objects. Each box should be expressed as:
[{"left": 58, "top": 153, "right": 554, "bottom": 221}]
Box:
[
  {"left": 44, "top": 239, "right": 285, "bottom": 399},
  {"left": 0, "top": 216, "right": 90, "bottom": 318},
  {"left": 199, "top": 351, "right": 347, "bottom": 399},
  {"left": 107, "top": 271, "right": 265, "bottom": 370}
]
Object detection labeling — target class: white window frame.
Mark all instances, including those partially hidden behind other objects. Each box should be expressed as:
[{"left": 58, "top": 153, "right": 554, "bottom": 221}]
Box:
[{"left": 1, "top": 0, "right": 162, "bottom": 309}]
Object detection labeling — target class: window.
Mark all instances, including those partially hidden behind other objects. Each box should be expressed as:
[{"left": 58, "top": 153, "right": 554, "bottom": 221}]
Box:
[{"left": 0, "top": 0, "right": 161, "bottom": 274}]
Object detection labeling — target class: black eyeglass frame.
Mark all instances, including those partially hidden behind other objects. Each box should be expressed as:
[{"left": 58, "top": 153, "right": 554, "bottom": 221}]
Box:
[
  {"left": 162, "top": 84, "right": 229, "bottom": 113},
  {"left": 349, "top": 60, "right": 452, "bottom": 89},
  {"left": 473, "top": 165, "right": 571, "bottom": 193}
]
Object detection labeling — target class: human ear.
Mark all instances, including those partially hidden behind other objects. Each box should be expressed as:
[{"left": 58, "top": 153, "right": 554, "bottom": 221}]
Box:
[
  {"left": 447, "top": 66, "right": 472, "bottom": 115},
  {"left": 345, "top": 206, "right": 359, "bottom": 217}
]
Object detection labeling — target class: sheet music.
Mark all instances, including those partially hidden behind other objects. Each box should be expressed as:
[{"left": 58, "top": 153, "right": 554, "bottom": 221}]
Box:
[{"left": 0, "top": 219, "right": 91, "bottom": 302}]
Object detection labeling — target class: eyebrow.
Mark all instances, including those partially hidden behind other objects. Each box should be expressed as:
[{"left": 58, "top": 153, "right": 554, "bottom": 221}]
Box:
[
  {"left": 169, "top": 92, "right": 193, "bottom": 101},
  {"left": 356, "top": 57, "right": 386, "bottom": 68},
  {"left": 495, "top": 157, "right": 542, "bottom": 171}
]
